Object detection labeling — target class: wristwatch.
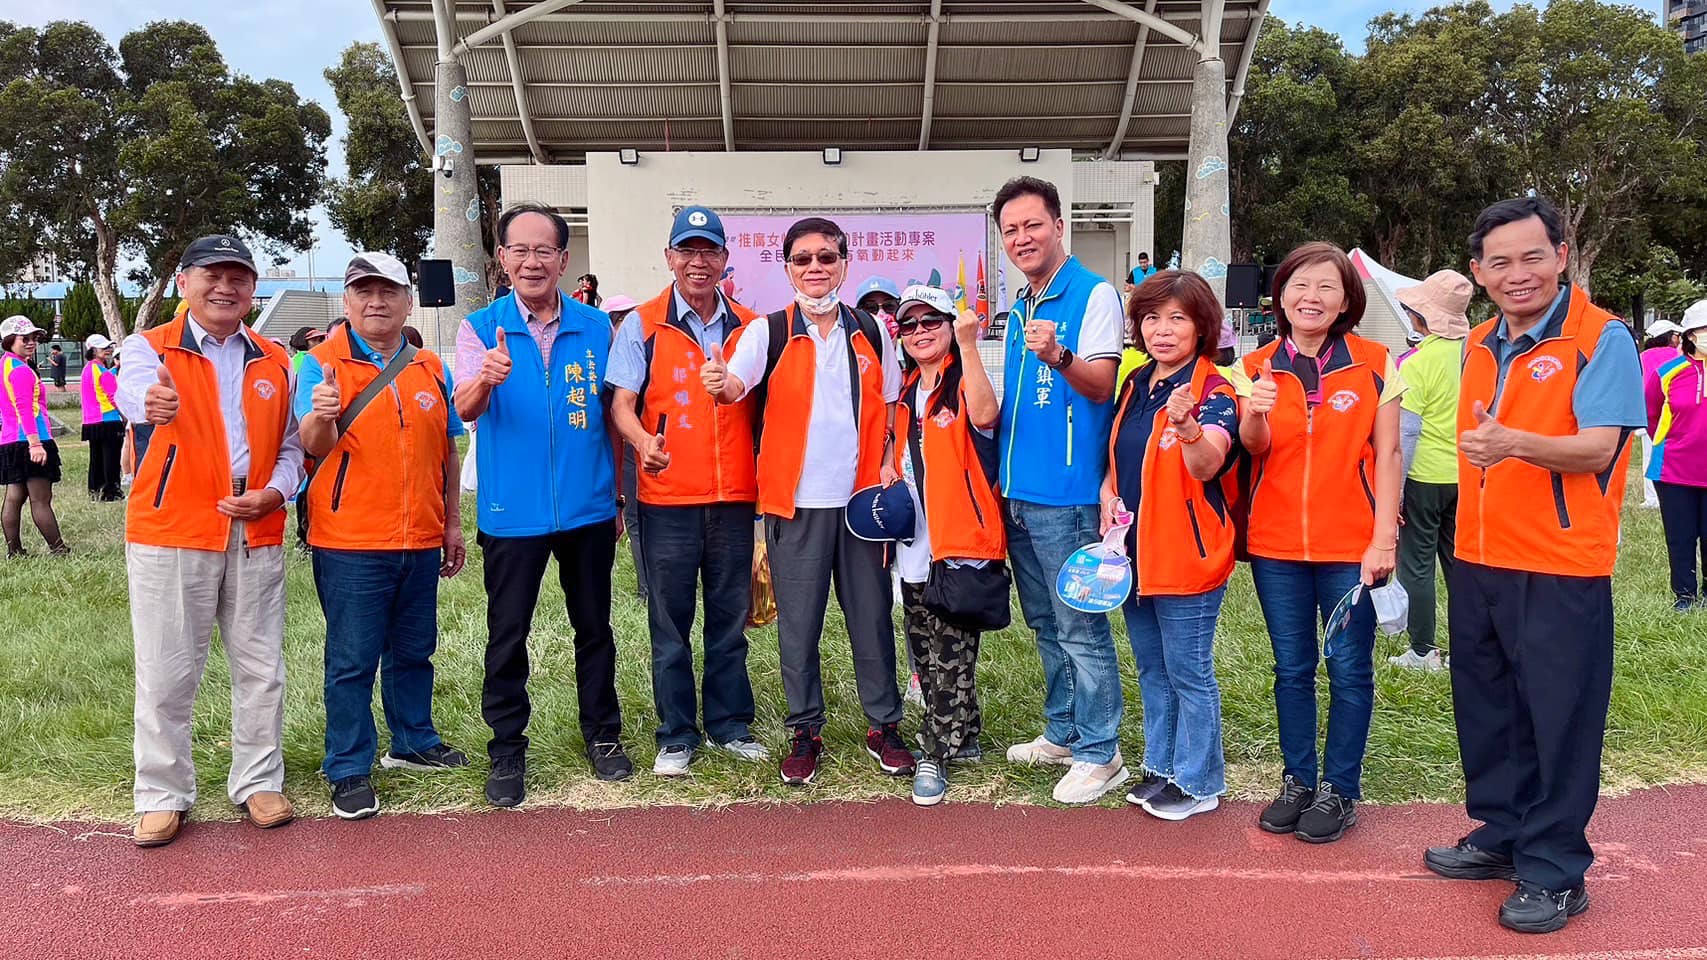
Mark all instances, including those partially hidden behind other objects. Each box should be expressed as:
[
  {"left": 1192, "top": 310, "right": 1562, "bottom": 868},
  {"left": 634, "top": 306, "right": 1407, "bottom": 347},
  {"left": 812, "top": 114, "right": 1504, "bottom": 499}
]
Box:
[{"left": 1046, "top": 346, "right": 1075, "bottom": 371}]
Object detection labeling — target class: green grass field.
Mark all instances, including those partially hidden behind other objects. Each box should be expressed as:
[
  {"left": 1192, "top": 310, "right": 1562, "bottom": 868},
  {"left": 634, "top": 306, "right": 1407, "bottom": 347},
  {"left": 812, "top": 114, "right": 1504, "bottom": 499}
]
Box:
[{"left": 1, "top": 440, "right": 1703, "bottom": 823}]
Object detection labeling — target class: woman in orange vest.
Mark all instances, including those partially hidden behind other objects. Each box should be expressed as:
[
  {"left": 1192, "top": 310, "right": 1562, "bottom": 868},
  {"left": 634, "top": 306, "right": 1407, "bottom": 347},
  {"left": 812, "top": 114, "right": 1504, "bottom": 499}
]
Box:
[
  {"left": 1099, "top": 271, "right": 1238, "bottom": 822},
  {"left": 889, "top": 285, "right": 1004, "bottom": 806},
  {"left": 1238, "top": 242, "right": 1405, "bottom": 844}
]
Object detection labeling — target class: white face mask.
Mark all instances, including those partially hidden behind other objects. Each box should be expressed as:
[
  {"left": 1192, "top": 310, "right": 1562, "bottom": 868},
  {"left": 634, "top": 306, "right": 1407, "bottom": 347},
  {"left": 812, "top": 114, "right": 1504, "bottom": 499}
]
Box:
[{"left": 794, "top": 289, "right": 841, "bottom": 315}]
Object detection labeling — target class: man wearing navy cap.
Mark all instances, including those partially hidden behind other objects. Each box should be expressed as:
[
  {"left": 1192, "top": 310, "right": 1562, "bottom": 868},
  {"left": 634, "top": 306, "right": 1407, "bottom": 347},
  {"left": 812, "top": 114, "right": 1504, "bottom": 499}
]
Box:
[{"left": 607, "top": 205, "right": 770, "bottom": 777}]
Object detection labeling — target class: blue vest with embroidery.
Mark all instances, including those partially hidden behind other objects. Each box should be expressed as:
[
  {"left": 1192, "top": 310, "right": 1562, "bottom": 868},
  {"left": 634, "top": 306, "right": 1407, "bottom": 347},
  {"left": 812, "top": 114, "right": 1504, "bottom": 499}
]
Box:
[
  {"left": 998, "top": 255, "right": 1117, "bottom": 506},
  {"left": 469, "top": 291, "right": 616, "bottom": 536}
]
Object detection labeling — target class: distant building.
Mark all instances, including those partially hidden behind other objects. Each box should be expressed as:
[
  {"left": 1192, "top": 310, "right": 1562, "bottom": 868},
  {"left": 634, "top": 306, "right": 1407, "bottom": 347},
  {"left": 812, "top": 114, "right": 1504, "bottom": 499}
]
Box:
[
  {"left": 1668, "top": 0, "right": 1707, "bottom": 53},
  {"left": 11, "top": 254, "right": 61, "bottom": 284}
]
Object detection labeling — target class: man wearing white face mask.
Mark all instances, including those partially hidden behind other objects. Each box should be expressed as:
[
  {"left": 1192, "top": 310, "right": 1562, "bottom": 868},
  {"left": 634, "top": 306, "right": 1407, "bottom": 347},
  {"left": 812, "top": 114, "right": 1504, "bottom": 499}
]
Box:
[{"left": 702, "top": 216, "right": 912, "bottom": 788}]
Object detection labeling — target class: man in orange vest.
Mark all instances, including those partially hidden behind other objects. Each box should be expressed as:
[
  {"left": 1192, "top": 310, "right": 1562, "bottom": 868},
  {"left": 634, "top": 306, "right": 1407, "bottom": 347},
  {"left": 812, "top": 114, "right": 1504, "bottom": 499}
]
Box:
[
  {"left": 1423, "top": 197, "right": 1643, "bottom": 934},
  {"left": 701, "top": 217, "right": 915, "bottom": 787},
  {"left": 114, "top": 234, "right": 305, "bottom": 847},
  {"left": 295, "top": 252, "right": 469, "bottom": 820},
  {"left": 607, "top": 206, "right": 769, "bottom": 776}
]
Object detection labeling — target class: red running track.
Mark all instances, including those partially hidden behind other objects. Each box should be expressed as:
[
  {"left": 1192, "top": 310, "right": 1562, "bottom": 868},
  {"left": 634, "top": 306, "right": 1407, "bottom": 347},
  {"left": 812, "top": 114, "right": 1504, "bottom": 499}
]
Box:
[{"left": 4, "top": 786, "right": 1705, "bottom": 960}]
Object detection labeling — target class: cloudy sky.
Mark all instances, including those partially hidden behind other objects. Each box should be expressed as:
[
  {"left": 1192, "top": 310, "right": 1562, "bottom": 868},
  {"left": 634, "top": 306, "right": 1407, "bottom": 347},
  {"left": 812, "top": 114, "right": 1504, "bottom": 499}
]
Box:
[{"left": 0, "top": 0, "right": 1667, "bottom": 279}]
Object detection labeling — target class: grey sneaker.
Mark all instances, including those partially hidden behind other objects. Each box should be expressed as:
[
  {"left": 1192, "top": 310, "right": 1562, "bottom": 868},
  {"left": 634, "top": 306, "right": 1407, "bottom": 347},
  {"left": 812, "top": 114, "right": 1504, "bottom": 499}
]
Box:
[
  {"left": 715, "top": 736, "right": 769, "bottom": 762},
  {"left": 1388, "top": 648, "right": 1445, "bottom": 672},
  {"left": 912, "top": 758, "right": 948, "bottom": 806},
  {"left": 1124, "top": 773, "right": 1169, "bottom": 807},
  {"left": 1141, "top": 782, "right": 1220, "bottom": 821},
  {"left": 653, "top": 744, "right": 693, "bottom": 777}
]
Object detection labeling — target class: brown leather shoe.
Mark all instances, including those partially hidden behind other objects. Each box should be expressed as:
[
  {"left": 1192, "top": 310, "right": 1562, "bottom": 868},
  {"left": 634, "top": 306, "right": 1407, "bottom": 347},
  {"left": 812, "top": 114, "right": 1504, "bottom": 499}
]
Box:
[
  {"left": 133, "top": 810, "right": 186, "bottom": 847},
  {"left": 242, "top": 791, "right": 295, "bottom": 829}
]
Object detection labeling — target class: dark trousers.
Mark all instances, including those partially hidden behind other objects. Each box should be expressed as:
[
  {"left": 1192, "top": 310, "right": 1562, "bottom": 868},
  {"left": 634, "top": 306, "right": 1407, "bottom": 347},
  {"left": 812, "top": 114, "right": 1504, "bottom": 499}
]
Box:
[
  {"left": 85, "top": 421, "right": 124, "bottom": 501},
  {"left": 313, "top": 548, "right": 444, "bottom": 782},
  {"left": 1397, "top": 480, "right": 1457, "bottom": 653},
  {"left": 1449, "top": 561, "right": 1613, "bottom": 891},
  {"left": 478, "top": 524, "right": 621, "bottom": 760},
  {"left": 639, "top": 501, "right": 756, "bottom": 748},
  {"left": 1656, "top": 481, "right": 1707, "bottom": 601},
  {"left": 766, "top": 506, "right": 902, "bottom": 731}
]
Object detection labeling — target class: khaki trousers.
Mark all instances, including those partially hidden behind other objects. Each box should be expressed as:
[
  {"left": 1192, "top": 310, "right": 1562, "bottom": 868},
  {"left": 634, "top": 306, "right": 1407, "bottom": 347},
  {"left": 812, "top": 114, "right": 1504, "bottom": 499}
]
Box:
[{"left": 128, "top": 522, "right": 288, "bottom": 812}]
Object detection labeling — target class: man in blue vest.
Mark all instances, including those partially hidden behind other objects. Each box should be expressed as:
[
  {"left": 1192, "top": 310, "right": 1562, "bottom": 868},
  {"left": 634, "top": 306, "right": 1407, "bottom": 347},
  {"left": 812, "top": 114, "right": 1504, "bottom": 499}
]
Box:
[
  {"left": 453, "top": 202, "right": 630, "bottom": 806},
  {"left": 993, "top": 177, "right": 1128, "bottom": 804}
]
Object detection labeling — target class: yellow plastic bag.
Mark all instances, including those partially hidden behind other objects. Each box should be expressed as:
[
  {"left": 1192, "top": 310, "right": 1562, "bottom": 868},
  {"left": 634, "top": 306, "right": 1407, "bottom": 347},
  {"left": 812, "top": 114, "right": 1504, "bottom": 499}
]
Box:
[{"left": 748, "top": 524, "right": 777, "bottom": 628}]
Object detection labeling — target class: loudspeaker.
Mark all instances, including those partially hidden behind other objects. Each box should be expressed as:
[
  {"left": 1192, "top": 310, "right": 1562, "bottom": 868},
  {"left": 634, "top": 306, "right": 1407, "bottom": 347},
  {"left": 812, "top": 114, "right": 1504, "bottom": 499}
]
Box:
[
  {"left": 1262, "top": 263, "right": 1280, "bottom": 301},
  {"left": 418, "top": 259, "right": 455, "bottom": 308},
  {"left": 1225, "top": 263, "right": 1261, "bottom": 308}
]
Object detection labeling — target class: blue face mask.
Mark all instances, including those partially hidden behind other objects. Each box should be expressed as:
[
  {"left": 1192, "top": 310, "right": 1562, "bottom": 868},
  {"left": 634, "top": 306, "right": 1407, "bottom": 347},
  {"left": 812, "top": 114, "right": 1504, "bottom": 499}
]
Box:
[{"left": 794, "top": 289, "right": 841, "bottom": 315}]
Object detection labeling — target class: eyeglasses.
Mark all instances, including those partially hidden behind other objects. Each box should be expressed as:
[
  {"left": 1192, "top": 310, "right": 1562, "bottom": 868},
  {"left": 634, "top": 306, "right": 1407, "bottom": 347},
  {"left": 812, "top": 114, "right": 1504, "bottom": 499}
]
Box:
[
  {"left": 897, "top": 314, "right": 950, "bottom": 336},
  {"left": 787, "top": 251, "right": 842, "bottom": 267},
  {"left": 502, "top": 244, "right": 564, "bottom": 262},
  {"left": 670, "top": 244, "right": 727, "bottom": 261}
]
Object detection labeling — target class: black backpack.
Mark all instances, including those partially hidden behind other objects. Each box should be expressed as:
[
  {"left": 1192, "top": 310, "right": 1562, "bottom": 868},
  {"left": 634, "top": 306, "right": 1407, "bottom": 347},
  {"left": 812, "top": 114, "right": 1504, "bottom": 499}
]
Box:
[{"left": 748, "top": 304, "right": 885, "bottom": 452}]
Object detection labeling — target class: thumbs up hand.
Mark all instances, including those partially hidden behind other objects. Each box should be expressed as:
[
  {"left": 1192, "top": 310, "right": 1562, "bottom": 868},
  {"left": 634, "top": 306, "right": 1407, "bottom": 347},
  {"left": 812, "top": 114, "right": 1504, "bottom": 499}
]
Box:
[
  {"left": 700, "top": 342, "right": 728, "bottom": 397},
  {"left": 1248, "top": 359, "right": 1278, "bottom": 415},
  {"left": 1460, "top": 399, "right": 1512, "bottom": 468},
  {"left": 641, "top": 430, "right": 671, "bottom": 474},
  {"left": 1166, "top": 383, "right": 1198, "bottom": 425},
  {"left": 310, "top": 365, "right": 342, "bottom": 422},
  {"left": 145, "top": 362, "right": 180, "bottom": 425},
  {"left": 480, "top": 327, "right": 512, "bottom": 387}
]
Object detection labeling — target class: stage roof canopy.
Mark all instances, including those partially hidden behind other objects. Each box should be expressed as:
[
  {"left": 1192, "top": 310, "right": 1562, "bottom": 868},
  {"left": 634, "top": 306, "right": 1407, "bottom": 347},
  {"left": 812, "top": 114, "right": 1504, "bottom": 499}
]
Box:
[{"left": 374, "top": 0, "right": 1267, "bottom": 161}]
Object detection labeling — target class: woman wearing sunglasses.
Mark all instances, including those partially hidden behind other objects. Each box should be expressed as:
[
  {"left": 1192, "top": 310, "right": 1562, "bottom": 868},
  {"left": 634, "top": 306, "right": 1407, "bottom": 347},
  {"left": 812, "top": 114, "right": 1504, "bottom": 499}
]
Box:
[
  {"left": 1099, "top": 271, "right": 1239, "bottom": 821},
  {"left": 889, "top": 285, "right": 1004, "bottom": 805}
]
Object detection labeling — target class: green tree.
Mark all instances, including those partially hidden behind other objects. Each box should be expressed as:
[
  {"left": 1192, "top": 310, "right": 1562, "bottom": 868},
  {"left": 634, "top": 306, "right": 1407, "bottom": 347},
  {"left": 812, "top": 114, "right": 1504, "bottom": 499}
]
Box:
[
  {"left": 1487, "top": 0, "right": 1707, "bottom": 292},
  {"left": 58, "top": 281, "right": 103, "bottom": 341},
  {"left": 1352, "top": 2, "right": 1516, "bottom": 275},
  {"left": 0, "top": 20, "right": 330, "bottom": 340},
  {"left": 1227, "top": 17, "right": 1373, "bottom": 262},
  {"left": 323, "top": 43, "right": 433, "bottom": 270}
]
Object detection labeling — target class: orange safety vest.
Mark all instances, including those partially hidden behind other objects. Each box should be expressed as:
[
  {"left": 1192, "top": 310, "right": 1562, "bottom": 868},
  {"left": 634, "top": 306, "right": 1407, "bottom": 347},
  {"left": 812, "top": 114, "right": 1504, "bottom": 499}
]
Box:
[
  {"left": 304, "top": 328, "right": 454, "bottom": 551},
  {"left": 126, "top": 314, "right": 292, "bottom": 550},
  {"left": 893, "top": 354, "right": 1006, "bottom": 562},
  {"left": 631, "top": 287, "right": 760, "bottom": 506},
  {"left": 1456, "top": 286, "right": 1632, "bottom": 577},
  {"left": 1108, "top": 356, "right": 1237, "bottom": 595},
  {"left": 1240, "top": 333, "right": 1392, "bottom": 563},
  {"left": 756, "top": 305, "right": 887, "bottom": 520}
]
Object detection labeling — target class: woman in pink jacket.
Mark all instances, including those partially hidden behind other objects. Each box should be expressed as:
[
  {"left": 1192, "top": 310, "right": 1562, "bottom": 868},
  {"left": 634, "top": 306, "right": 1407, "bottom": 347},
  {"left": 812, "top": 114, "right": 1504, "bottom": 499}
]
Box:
[
  {"left": 79, "top": 334, "right": 125, "bottom": 502},
  {"left": 1647, "top": 302, "right": 1707, "bottom": 611},
  {"left": 1, "top": 316, "right": 69, "bottom": 557}
]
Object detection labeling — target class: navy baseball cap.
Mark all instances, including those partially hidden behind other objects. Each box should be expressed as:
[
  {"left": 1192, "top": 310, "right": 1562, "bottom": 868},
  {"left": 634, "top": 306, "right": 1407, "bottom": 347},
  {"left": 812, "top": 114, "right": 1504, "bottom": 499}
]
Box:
[
  {"left": 179, "top": 234, "right": 257, "bottom": 274},
  {"left": 845, "top": 483, "right": 916, "bottom": 543},
  {"left": 670, "top": 205, "right": 726, "bottom": 248}
]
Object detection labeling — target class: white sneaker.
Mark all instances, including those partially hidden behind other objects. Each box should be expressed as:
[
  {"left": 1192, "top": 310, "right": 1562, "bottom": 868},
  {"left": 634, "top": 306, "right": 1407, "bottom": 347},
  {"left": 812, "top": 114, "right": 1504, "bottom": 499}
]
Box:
[
  {"left": 1006, "top": 734, "right": 1075, "bottom": 766},
  {"left": 715, "top": 736, "right": 769, "bottom": 762},
  {"left": 905, "top": 673, "right": 925, "bottom": 708},
  {"left": 653, "top": 744, "right": 693, "bottom": 776},
  {"left": 1388, "top": 648, "right": 1445, "bottom": 672},
  {"left": 1052, "top": 756, "right": 1130, "bottom": 804}
]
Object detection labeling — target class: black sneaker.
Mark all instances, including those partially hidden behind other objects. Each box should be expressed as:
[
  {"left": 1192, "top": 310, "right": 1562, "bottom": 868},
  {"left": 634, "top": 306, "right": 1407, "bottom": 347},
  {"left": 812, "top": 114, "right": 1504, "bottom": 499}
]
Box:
[
  {"left": 1258, "top": 775, "right": 1315, "bottom": 833},
  {"left": 381, "top": 743, "right": 469, "bottom": 772},
  {"left": 1424, "top": 836, "right": 1518, "bottom": 880},
  {"left": 1124, "top": 773, "right": 1169, "bottom": 807},
  {"left": 587, "top": 741, "right": 634, "bottom": 782},
  {"left": 1499, "top": 881, "right": 1589, "bottom": 934},
  {"left": 485, "top": 755, "right": 527, "bottom": 807},
  {"left": 1293, "top": 782, "right": 1357, "bottom": 843},
  {"left": 330, "top": 776, "right": 379, "bottom": 820}
]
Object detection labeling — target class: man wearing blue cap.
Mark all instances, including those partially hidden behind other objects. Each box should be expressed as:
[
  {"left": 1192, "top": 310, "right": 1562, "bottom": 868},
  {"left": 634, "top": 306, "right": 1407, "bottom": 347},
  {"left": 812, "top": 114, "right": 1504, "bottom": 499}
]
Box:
[{"left": 607, "top": 205, "right": 770, "bottom": 777}]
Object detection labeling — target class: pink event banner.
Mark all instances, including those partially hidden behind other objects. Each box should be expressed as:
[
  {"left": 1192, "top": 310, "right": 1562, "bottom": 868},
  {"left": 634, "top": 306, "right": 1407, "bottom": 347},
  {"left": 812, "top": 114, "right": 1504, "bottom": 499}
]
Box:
[{"left": 716, "top": 212, "right": 989, "bottom": 315}]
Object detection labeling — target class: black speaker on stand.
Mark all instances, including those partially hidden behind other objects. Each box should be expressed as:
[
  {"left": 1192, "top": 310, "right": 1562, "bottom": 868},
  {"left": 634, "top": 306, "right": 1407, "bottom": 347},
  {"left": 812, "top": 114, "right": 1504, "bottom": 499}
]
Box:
[
  {"left": 418, "top": 259, "right": 456, "bottom": 308},
  {"left": 1225, "top": 263, "right": 1262, "bottom": 309}
]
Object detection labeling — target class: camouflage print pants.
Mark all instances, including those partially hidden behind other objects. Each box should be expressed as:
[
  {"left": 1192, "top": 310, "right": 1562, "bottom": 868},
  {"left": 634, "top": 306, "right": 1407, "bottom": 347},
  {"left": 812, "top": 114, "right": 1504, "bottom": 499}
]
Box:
[{"left": 901, "top": 581, "right": 983, "bottom": 762}]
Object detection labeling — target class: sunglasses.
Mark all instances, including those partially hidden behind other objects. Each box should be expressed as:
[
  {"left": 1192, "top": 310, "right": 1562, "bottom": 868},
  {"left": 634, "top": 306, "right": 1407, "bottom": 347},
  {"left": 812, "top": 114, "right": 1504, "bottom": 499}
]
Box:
[
  {"left": 868, "top": 298, "right": 901, "bottom": 316},
  {"left": 897, "top": 313, "right": 950, "bottom": 336},
  {"left": 787, "top": 251, "right": 843, "bottom": 267}
]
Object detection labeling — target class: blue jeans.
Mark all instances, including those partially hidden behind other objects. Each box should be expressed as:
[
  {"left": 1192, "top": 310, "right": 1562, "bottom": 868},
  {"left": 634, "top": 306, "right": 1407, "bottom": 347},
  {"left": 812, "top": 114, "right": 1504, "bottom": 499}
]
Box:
[
  {"left": 1249, "top": 558, "right": 1375, "bottom": 799},
  {"left": 638, "top": 502, "right": 756, "bottom": 748},
  {"left": 313, "top": 548, "right": 444, "bottom": 782},
  {"left": 1121, "top": 585, "right": 1228, "bottom": 798},
  {"left": 1004, "top": 499, "right": 1123, "bottom": 764}
]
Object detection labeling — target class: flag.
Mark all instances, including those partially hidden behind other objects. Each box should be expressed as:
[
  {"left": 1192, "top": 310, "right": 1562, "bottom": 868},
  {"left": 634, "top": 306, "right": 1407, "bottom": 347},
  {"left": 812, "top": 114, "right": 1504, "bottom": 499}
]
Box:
[
  {"left": 955, "top": 255, "right": 969, "bottom": 313},
  {"left": 975, "top": 253, "right": 990, "bottom": 337}
]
